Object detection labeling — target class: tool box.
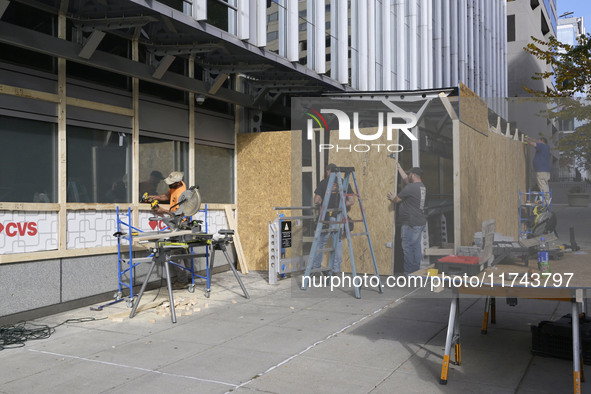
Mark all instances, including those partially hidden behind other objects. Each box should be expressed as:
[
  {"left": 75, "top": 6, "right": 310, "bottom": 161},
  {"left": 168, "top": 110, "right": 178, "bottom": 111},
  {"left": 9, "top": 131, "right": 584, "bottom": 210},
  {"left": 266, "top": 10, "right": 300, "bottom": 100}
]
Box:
[
  {"left": 435, "top": 255, "right": 485, "bottom": 276},
  {"left": 531, "top": 314, "right": 591, "bottom": 365}
]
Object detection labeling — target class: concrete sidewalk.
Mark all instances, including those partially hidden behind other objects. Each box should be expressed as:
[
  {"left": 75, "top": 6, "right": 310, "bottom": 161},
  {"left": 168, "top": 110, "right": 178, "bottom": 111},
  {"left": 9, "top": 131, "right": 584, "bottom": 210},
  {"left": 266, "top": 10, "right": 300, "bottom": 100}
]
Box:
[{"left": 0, "top": 270, "right": 586, "bottom": 394}]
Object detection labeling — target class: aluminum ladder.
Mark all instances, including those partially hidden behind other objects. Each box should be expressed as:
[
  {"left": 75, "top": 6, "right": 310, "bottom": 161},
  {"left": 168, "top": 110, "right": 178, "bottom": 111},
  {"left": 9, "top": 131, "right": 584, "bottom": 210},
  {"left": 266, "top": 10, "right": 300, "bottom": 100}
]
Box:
[{"left": 301, "top": 166, "right": 383, "bottom": 298}]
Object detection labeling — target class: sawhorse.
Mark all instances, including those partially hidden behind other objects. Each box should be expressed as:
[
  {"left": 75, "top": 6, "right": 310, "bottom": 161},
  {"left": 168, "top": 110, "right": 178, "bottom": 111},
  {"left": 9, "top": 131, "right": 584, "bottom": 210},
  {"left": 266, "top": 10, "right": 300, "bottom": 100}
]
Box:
[
  {"left": 130, "top": 230, "right": 249, "bottom": 323},
  {"left": 440, "top": 287, "right": 586, "bottom": 393},
  {"left": 205, "top": 230, "right": 250, "bottom": 300}
]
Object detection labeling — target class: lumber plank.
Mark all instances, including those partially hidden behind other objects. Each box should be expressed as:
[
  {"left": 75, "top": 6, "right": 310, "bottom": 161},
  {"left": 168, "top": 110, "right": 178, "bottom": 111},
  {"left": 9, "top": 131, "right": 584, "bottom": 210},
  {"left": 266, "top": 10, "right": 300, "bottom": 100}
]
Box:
[{"left": 224, "top": 206, "right": 249, "bottom": 274}]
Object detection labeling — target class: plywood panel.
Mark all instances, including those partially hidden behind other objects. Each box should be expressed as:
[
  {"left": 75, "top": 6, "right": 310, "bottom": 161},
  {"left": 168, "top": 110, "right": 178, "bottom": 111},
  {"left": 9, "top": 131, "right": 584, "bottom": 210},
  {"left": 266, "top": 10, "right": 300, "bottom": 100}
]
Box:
[
  {"left": 328, "top": 128, "right": 398, "bottom": 275},
  {"left": 236, "top": 131, "right": 295, "bottom": 271},
  {"left": 459, "top": 83, "right": 489, "bottom": 134},
  {"left": 459, "top": 123, "right": 527, "bottom": 244}
]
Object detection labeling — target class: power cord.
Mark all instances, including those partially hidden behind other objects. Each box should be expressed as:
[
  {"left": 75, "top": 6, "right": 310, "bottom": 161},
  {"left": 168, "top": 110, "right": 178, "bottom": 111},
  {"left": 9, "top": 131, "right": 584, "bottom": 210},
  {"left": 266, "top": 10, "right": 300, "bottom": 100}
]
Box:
[{"left": 0, "top": 317, "right": 107, "bottom": 351}]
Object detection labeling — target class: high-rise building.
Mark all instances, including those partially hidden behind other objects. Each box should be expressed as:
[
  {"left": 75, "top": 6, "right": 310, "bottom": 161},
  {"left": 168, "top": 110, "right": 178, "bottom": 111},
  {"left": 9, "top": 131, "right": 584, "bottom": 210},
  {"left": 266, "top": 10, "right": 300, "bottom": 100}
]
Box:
[
  {"left": 557, "top": 15, "right": 586, "bottom": 46},
  {"left": 506, "top": 0, "right": 557, "bottom": 96}
]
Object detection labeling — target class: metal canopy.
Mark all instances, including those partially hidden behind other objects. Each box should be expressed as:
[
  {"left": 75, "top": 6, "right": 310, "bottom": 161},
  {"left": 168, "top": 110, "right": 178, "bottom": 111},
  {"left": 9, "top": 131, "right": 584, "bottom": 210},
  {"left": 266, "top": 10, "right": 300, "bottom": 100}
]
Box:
[{"left": 3, "top": 0, "right": 349, "bottom": 109}]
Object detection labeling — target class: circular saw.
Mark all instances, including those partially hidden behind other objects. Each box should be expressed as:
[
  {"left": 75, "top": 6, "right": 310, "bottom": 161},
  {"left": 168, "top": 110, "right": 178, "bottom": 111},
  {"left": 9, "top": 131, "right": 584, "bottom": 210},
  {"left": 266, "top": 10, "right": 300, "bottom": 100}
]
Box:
[{"left": 175, "top": 186, "right": 201, "bottom": 217}]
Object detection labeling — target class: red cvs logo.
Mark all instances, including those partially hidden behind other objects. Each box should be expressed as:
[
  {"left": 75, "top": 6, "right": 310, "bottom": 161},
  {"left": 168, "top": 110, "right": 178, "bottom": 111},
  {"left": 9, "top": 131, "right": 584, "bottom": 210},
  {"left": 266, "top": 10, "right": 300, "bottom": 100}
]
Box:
[
  {"left": 148, "top": 220, "right": 166, "bottom": 231},
  {"left": 0, "top": 222, "right": 38, "bottom": 237}
]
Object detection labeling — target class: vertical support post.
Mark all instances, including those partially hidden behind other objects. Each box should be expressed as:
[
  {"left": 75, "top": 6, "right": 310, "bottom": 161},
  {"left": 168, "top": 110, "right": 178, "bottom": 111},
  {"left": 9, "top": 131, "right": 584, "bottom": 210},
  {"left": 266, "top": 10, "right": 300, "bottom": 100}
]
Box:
[
  {"left": 57, "top": 12, "right": 67, "bottom": 253},
  {"left": 391, "top": 131, "right": 400, "bottom": 276},
  {"left": 411, "top": 126, "right": 420, "bottom": 168},
  {"left": 132, "top": 31, "right": 140, "bottom": 227},
  {"left": 188, "top": 57, "right": 196, "bottom": 187},
  {"left": 452, "top": 117, "right": 461, "bottom": 250}
]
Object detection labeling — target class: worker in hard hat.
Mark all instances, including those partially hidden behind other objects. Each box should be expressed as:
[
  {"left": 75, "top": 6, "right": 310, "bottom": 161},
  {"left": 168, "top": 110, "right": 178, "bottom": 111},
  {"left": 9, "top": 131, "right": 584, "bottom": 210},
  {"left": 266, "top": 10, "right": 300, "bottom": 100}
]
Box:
[
  {"left": 147, "top": 171, "right": 186, "bottom": 216},
  {"left": 147, "top": 171, "right": 190, "bottom": 288}
]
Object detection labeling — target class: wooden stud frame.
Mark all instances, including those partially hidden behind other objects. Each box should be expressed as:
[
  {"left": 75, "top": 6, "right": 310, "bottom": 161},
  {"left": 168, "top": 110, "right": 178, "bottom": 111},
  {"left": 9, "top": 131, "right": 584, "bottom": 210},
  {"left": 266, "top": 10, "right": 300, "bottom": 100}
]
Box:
[{"left": 0, "top": 42, "right": 246, "bottom": 270}]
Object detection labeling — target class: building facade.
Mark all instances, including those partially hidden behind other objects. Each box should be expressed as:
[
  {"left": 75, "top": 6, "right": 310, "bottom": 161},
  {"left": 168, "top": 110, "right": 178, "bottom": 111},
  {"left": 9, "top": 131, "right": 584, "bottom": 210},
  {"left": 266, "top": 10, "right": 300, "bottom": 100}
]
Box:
[
  {"left": 556, "top": 15, "right": 587, "bottom": 181},
  {"left": 505, "top": 0, "right": 559, "bottom": 185},
  {"left": 0, "top": 0, "right": 508, "bottom": 320}
]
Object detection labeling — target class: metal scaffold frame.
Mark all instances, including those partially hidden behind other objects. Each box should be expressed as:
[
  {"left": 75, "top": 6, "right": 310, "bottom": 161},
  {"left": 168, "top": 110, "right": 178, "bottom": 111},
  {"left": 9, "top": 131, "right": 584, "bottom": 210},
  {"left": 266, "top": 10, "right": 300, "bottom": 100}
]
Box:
[{"left": 111, "top": 204, "right": 213, "bottom": 310}]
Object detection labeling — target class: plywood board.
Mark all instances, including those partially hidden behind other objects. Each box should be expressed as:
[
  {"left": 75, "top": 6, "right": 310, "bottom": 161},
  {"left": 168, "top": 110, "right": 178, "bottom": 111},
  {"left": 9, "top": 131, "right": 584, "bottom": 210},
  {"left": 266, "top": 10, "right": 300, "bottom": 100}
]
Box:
[
  {"left": 236, "top": 131, "right": 295, "bottom": 271},
  {"left": 459, "top": 83, "right": 489, "bottom": 134},
  {"left": 224, "top": 205, "right": 248, "bottom": 274},
  {"left": 328, "top": 127, "right": 398, "bottom": 275},
  {"left": 457, "top": 83, "right": 527, "bottom": 245},
  {"left": 458, "top": 122, "right": 527, "bottom": 245}
]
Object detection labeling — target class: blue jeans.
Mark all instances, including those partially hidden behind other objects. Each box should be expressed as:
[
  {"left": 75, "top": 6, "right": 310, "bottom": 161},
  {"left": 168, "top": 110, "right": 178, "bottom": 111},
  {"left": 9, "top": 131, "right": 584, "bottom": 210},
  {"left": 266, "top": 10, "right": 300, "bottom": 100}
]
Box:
[
  {"left": 311, "top": 217, "right": 343, "bottom": 273},
  {"left": 401, "top": 224, "right": 425, "bottom": 275}
]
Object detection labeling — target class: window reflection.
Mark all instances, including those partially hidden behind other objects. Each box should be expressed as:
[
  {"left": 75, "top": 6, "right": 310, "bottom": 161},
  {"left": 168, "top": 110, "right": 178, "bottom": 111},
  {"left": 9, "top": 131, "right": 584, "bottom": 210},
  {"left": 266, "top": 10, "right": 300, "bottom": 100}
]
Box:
[
  {"left": 67, "top": 126, "right": 131, "bottom": 203},
  {"left": 195, "top": 144, "right": 234, "bottom": 203},
  {"left": 0, "top": 116, "right": 57, "bottom": 203},
  {"left": 139, "top": 136, "right": 189, "bottom": 197}
]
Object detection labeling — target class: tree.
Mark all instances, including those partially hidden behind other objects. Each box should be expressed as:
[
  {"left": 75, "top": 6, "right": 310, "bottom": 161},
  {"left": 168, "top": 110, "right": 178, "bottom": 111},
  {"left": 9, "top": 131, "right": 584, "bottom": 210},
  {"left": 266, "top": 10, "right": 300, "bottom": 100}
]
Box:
[{"left": 524, "top": 33, "right": 591, "bottom": 176}]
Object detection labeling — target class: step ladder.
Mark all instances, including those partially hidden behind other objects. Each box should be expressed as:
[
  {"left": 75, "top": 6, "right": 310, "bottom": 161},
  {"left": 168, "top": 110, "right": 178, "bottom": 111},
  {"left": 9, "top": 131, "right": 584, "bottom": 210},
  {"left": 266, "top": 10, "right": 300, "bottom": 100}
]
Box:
[{"left": 301, "top": 166, "right": 383, "bottom": 298}]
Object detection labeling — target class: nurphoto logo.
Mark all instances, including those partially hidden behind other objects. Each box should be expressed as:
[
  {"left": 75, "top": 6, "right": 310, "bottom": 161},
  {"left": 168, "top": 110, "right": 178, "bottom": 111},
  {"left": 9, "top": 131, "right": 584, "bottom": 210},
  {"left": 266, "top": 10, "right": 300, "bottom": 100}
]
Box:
[{"left": 304, "top": 107, "right": 418, "bottom": 153}]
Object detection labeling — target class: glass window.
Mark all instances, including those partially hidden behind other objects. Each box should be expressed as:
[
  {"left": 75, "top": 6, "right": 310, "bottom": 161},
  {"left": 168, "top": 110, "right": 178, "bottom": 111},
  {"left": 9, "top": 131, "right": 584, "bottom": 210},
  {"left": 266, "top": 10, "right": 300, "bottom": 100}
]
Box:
[
  {"left": 267, "top": 0, "right": 287, "bottom": 55},
  {"left": 159, "top": 0, "right": 184, "bottom": 11},
  {"left": 0, "top": 116, "right": 57, "bottom": 203},
  {"left": 67, "top": 126, "right": 132, "bottom": 203},
  {"left": 195, "top": 144, "right": 234, "bottom": 203},
  {"left": 0, "top": 3, "right": 55, "bottom": 72},
  {"left": 207, "top": 0, "right": 237, "bottom": 34},
  {"left": 507, "top": 15, "right": 516, "bottom": 42},
  {"left": 298, "top": 0, "right": 309, "bottom": 66},
  {"left": 139, "top": 136, "right": 189, "bottom": 197}
]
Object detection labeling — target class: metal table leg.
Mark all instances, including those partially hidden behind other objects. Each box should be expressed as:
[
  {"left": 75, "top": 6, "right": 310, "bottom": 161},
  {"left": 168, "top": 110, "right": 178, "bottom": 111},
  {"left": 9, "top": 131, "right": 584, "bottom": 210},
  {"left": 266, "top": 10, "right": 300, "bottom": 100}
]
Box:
[
  {"left": 573, "top": 300, "right": 582, "bottom": 394},
  {"left": 481, "top": 296, "right": 491, "bottom": 334},
  {"left": 219, "top": 243, "right": 249, "bottom": 299},
  {"left": 129, "top": 258, "right": 157, "bottom": 319},
  {"left": 164, "top": 260, "right": 177, "bottom": 323},
  {"left": 129, "top": 251, "right": 177, "bottom": 323},
  {"left": 441, "top": 290, "right": 461, "bottom": 385}
]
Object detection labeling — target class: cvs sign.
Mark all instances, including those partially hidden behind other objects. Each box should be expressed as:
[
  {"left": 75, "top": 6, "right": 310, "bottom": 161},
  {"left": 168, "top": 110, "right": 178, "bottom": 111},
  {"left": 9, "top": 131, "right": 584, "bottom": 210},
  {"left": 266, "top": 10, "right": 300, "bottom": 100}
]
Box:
[{"left": 0, "top": 222, "right": 38, "bottom": 237}]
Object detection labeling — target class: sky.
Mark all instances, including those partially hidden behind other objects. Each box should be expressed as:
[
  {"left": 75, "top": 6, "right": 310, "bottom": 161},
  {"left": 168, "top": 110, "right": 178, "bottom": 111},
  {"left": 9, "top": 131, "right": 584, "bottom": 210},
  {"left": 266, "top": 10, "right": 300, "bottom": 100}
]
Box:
[{"left": 557, "top": 0, "right": 591, "bottom": 33}]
